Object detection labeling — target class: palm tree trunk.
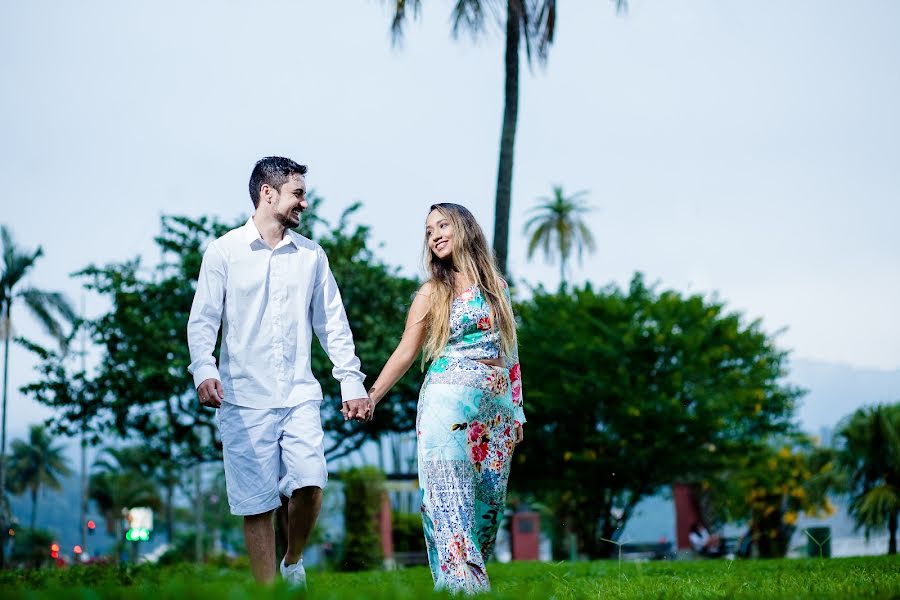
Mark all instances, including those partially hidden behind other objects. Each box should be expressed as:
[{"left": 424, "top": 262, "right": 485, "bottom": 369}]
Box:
[
  {"left": 113, "top": 517, "right": 122, "bottom": 564},
  {"left": 493, "top": 1, "right": 521, "bottom": 276},
  {"left": 194, "top": 463, "right": 203, "bottom": 563},
  {"left": 30, "top": 486, "right": 38, "bottom": 531},
  {"left": 0, "top": 301, "right": 10, "bottom": 569},
  {"left": 166, "top": 480, "right": 174, "bottom": 543},
  {"left": 889, "top": 509, "right": 898, "bottom": 555},
  {"left": 560, "top": 257, "right": 566, "bottom": 288}
]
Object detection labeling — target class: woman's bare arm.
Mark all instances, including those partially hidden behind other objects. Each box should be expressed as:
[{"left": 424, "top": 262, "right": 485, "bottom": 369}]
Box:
[{"left": 367, "top": 283, "right": 432, "bottom": 408}]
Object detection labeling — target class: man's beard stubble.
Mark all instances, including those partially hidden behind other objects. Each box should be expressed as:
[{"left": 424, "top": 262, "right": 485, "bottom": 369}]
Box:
[{"left": 275, "top": 208, "right": 302, "bottom": 229}]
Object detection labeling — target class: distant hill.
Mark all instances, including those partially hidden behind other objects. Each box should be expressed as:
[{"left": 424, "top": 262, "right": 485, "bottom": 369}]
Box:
[{"left": 789, "top": 358, "right": 900, "bottom": 434}]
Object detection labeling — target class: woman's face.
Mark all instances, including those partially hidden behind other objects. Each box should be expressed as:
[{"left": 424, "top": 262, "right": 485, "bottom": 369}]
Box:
[{"left": 425, "top": 209, "right": 455, "bottom": 260}]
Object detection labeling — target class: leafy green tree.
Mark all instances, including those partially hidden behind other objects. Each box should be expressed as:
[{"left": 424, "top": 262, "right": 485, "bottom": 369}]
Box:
[
  {"left": 309, "top": 203, "right": 421, "bottom": 460},
  {"left": 835, "top": 403, "right": 900, "bottom": 555},
  {"left": 70, "top": 216, "right": 228, "bottom": 543},
  {"left": 387, "top": 1, "right": 626, "bottom": 274},
  {"left": 26, "top": 194, "right": 423, "bottom": 550},
  {"left": 5, "top": 424, "right": 72, "bottom": 531},
  {"left": 524, "top": 186, "right": 596, "bottom": 284},
  {"left": 0, "top": 225, "right": 76, "bottom": 566},
  {"left": 701, "top": 434, "right": 838, "bottom": 558},
  {"left": 511, "top": 276, "right": 803, "bottom": 558}
]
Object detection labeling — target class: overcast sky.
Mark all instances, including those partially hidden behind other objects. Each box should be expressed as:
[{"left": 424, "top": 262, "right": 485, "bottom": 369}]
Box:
[{"left": 2, "top": 1, "right": 899, "bottom": 440}]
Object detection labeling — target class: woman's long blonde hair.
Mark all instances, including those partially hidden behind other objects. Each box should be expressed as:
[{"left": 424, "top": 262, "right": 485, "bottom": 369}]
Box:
[{"left": 421, "top": 203, "right": 518, "bottom": 363}]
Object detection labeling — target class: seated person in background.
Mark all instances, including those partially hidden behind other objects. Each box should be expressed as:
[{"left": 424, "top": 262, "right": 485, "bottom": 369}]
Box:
[{"left": 688, "top": 522, "right": 725, "bottom": 557}]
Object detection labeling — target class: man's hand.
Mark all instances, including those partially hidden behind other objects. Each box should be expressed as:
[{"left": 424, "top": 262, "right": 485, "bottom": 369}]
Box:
[
  {"left": 514, "top": 423, "right": 524, "bottom": 444},
  {"left": 342, "top": 397, "right": 373, "bottom": 422},
  {"left": 197, "top": 378, "right": 224, "bottom": 408}
]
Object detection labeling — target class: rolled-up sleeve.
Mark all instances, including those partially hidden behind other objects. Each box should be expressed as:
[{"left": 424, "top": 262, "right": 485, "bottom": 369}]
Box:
[
  {"left": 187, "top": 243, "right": 226, "bottom": 388},
  {"left": 309, "top": 248, "right": 367, "bottom": 403},
  {"left": 502, "top": 284, "right": 526, "bottom": 425}
]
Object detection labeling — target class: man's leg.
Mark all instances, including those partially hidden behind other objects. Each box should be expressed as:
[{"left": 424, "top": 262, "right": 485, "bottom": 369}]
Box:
[
  {"left": 244, "top": 510, "right": 276, "bottom": 583},
  {"left": 283, "top": 486, "right": 323, "bottom": 566}
]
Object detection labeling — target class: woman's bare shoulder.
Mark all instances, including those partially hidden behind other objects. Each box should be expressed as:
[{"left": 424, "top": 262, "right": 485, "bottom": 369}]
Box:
[{"left": 416, "top": 280, "right": 436, "bottom": 296}]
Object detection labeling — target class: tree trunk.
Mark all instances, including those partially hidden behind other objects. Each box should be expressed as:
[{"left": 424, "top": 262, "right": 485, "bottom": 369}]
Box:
[
  {"left": 0, "top": 302, "right": 10, "bottom": 569},
  {"left": 166, "top": 479, "right": 175, "bottom": 544},
  {"left": 80, "top": 435, "right": 88, "bottom": 552},
  {"left": 194, "top": 463, "right": 203, "bottom": 563},
  {"left": 164, "top": 397, "right": 176, "bottom": 543},
  {"left": 889, "top": 509, "right": 898, "bottom": 555},
  {"left": 113, "top": 516, "right": 122, "bottom": 564},
  {"left": 30, "top": 486, "right": 38, "bottom": 531},
  {"left": 493, "top": 1, "right": 521, "bottom": 276}
]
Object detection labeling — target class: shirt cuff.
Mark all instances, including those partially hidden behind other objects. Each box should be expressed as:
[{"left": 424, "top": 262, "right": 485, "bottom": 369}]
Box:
[
  {"left": 191, "top": 364, "right": 221, "bottom": 389},
  {"left": 340, "top": 379, "right": 368, "bottom": 403},
  {"left": 514, "top": 405, "right": 527, "bottom": 425}
]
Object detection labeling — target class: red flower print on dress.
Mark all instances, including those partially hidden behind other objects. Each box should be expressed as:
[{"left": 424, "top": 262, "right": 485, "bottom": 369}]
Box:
[
  {"left": 471, "top": 443, "right": 489, "bottom": 463},
  {"left": 477, "top": 316, "right": 492, "bottom": 331},
  {"left": 510, "top": 363, "right": 522, "bottom": 405},
  {"left": 467, "top": 420, "right": 491, "bottom": 469},
  {"left": 468, "top": 421, "right": 488, "bottom": 444}
]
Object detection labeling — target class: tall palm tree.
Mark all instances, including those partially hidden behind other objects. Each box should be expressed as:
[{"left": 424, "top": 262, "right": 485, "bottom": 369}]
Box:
[
  {"left": 5, "top": 424, "right": 72, "bottom": 530},
  {"left": 836, "top": 403, "right": 900, "bottom": 555},
  {"left": 1, "top": 225, "right": 76, "bottom": 544},
  {"left": 89, "top": 446, "right": 162, "bottom": 559},
  {"left": 388, "top": 1, "right": 626, "bottom": 275},
  {"left": 523, "top": 185, "right": 596, "bottom": 284}
]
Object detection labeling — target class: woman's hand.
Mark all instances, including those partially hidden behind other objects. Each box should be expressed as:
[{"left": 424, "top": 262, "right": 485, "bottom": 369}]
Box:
[
  {"left": 363, "top": 388, "right": 380, "bottom": 422},
  {"left": 514, "top": 423, "right": 524, "bottom": 444}
]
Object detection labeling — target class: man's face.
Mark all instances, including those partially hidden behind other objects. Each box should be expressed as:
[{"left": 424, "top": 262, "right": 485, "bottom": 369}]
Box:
[{"left": 271, "top": 174, "right": 308, "bottom": 228}]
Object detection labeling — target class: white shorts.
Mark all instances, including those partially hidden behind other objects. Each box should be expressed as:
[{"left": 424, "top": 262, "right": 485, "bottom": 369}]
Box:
[{"left": 217, "top": 399, "right": 327, "bottom": 516}]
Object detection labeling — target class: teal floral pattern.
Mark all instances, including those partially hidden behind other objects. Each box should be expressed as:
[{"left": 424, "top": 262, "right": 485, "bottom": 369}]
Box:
[{"left": 417, "top": 283, "right": 525, "bottom": 593}]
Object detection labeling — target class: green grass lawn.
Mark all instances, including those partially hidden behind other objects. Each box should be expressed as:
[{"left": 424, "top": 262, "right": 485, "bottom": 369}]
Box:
[{"left": 2, "top": 556, "right": 898, "bottom": 599}]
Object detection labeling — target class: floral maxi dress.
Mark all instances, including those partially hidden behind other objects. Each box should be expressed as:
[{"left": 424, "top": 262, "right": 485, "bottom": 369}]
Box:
[{"left": 416, "top": 283, "right": 525, "bottom": 593}]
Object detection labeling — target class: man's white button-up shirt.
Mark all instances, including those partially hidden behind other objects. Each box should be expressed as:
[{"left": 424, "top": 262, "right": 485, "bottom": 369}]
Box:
[{"left": 187, "top": 217, "right": 367, "bottom": 408}]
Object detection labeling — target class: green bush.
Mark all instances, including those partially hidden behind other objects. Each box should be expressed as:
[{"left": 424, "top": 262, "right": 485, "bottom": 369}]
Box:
[
  {"left": 392, "top": 512, "right": 425, "bottom": 553},
  {"left": 340, "top": 466, "right": 384, "bottom": 571},
  {"left": 9, "top": 528, "right": 55, "bottom": 569}
]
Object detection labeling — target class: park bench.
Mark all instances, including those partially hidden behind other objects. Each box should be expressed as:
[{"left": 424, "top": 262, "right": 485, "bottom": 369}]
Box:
[
  {"left": 393, "top": 551, "right": 429, "bottom": 566},
  {"left": 620, "top": 541, "right": 675, "bottom": 560}
]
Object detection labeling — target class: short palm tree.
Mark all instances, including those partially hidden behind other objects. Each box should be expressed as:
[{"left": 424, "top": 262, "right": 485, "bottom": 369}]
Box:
[
  {"left": 89, "top": 446, "right": 162, "bottom": 550},
  {"left": 1, "top": 225, "right": 77, "bottom": 532},
  {"left": 836, "top": 403, "right": 900, "bottom": 555},
  {"left": 523, "top": 186, "right": 596, "bottom": 284},
  {"left": 5, "top": 424, "right": 72, "bottom": 530}
]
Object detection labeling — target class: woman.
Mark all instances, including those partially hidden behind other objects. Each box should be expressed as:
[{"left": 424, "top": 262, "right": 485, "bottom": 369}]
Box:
[{"left": 366, "top": 203, "right": 525, "bottom": 593}]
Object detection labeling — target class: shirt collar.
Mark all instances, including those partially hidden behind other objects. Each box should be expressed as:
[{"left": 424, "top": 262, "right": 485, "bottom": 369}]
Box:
[{"left": 242, "top": 216, "right": 298, "bottom": 249}]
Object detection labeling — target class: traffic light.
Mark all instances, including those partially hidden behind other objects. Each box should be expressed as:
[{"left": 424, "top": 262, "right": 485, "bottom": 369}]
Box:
[
  {"left": 87, "top": 520, "right": 96, "bottom": 535},
  {"left": 50, "top": 543, "right": 60, "bottom": 559},
  {"left": 125, "top": 527, "right": 150, "bottom": 542},
  {"left": 73, "top": 545, "right": 83, "bottom": 555}
]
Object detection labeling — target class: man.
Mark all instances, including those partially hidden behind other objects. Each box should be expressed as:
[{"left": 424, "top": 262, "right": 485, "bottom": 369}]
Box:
[{"left": 187, "top": 156, "right": 371, "bottom": 587}]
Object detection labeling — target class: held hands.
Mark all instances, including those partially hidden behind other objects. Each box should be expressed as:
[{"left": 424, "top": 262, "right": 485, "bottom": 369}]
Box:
[
  {"left": 197, "top": 378, "right": 224, "bottom": 408},
  {"left": 342, "top": 397, "right": 374, "bottom": 423}
]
